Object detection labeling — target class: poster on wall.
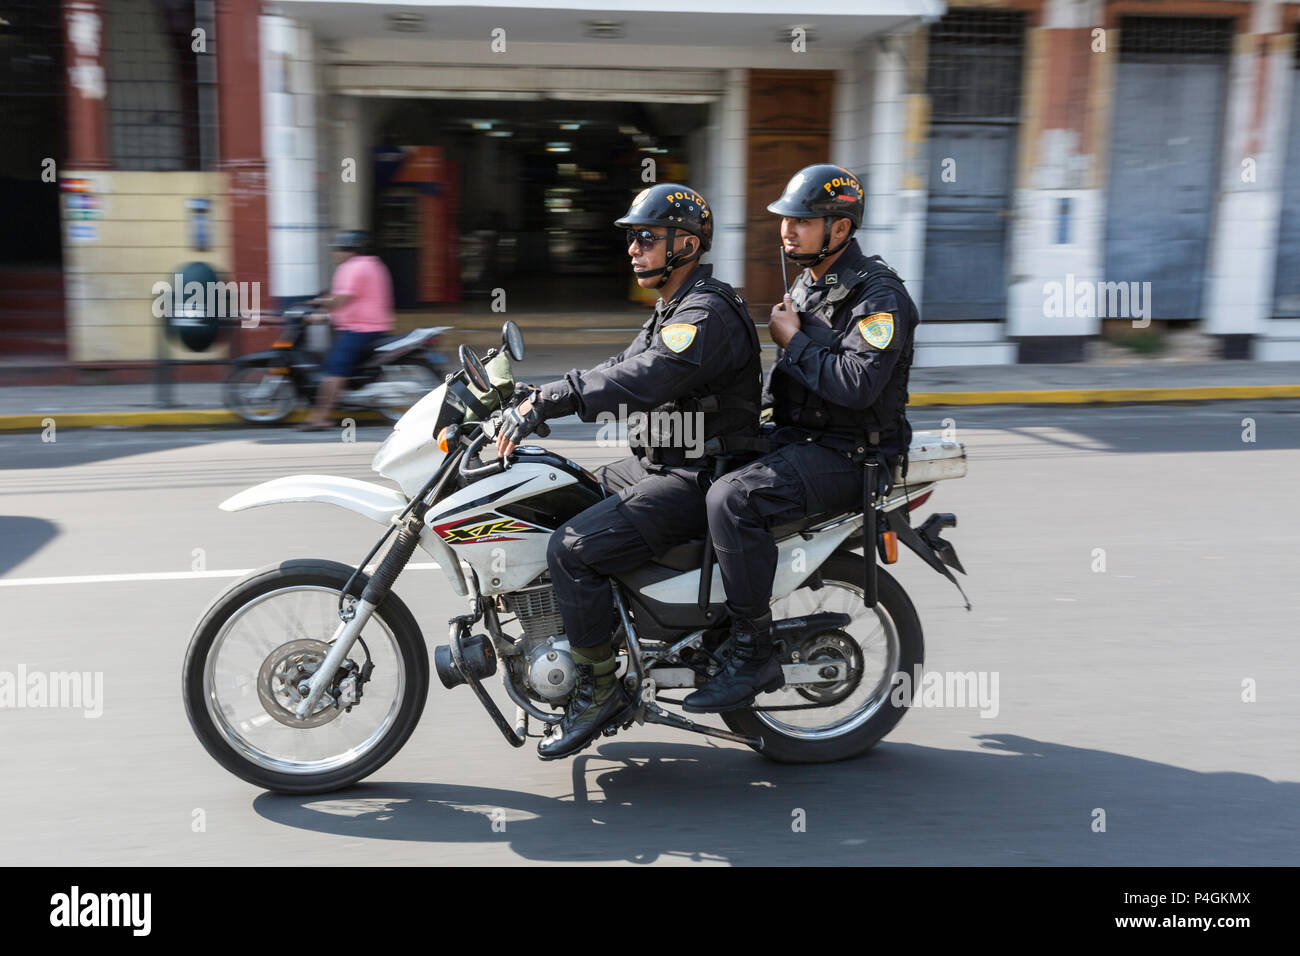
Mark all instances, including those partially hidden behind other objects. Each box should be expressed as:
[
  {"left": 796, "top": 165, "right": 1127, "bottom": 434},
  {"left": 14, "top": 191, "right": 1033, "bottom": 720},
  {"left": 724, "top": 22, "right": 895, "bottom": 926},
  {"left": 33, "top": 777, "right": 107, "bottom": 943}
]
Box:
[
  {"left": 62, "top": 177, "right": 102, "bottom": 244},
  {"left": 379, "top": 145, "right": 460, "bottom": 306}
]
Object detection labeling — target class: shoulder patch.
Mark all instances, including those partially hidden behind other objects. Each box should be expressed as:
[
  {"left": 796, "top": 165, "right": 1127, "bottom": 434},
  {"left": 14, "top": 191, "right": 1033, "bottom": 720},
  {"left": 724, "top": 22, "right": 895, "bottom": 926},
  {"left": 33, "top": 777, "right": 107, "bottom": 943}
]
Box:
[
  {"left": 858, "top": 312, "right": 894, "bottom": 349},
  {"left": 660, "top": 323, "right": 698, "bottom": 353}
]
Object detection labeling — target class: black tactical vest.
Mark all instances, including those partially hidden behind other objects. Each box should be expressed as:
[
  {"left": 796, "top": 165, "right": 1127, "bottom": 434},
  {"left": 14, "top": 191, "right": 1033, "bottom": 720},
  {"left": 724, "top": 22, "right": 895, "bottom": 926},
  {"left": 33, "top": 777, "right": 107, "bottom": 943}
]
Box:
[
  {"left": 770, "top": 255, "right": 916, "bottom": 457},
  {"left": 641, "top": 275, "right": 763, "bottom": 469}
]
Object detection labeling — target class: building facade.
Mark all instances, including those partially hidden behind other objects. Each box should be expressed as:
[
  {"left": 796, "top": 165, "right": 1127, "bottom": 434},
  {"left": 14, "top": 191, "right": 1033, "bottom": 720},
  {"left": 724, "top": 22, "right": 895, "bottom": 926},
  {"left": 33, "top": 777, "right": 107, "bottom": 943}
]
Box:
[{"left": 4, "top": 0, "right": 1300, "bottom": 375}]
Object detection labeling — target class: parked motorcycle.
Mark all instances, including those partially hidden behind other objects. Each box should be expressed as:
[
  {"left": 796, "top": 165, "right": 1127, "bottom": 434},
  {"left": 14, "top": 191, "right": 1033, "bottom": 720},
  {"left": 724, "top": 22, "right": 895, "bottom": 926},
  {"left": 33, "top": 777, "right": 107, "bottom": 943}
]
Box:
[
  {"left": 223, "top": 300, "right": 451, "bottom": 424},
  {"left": 185, "top": 322, "right": 969, "bottom": 794}
]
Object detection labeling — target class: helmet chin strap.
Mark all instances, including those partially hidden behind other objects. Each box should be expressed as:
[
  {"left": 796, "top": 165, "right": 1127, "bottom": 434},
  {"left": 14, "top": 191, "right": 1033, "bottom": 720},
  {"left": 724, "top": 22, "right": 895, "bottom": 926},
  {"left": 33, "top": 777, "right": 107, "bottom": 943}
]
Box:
[
  {"left": 634, "top": 228, "right": 703, "bottom": 289},
  {"left": 782, "top": 217, "right": 851, "bottom": 267}
]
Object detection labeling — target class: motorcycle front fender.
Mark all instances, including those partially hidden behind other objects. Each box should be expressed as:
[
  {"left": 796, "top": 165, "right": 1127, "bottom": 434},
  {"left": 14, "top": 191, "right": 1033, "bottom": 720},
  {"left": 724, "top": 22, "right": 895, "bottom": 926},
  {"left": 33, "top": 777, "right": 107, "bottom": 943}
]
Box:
[{"left": 219, "top": 475, "right": 467, "bottom": 596}]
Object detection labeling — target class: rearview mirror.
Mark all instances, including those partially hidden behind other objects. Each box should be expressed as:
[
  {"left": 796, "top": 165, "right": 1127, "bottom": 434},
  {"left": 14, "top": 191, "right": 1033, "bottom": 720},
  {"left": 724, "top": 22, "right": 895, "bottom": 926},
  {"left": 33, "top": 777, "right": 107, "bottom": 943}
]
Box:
[
  {"left": 502, "top": 321, "right": 525, "bottom": 362},
  {"left": 459, "top": 344, "right": 491, "bottom": 392}
]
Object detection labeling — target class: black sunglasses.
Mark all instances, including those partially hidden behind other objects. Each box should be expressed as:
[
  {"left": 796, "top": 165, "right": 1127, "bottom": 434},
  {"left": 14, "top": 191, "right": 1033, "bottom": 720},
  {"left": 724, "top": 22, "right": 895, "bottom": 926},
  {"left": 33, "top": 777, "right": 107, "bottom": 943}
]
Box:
[{"left": 625, "top": 228, "right": 668, "bottom": 248}]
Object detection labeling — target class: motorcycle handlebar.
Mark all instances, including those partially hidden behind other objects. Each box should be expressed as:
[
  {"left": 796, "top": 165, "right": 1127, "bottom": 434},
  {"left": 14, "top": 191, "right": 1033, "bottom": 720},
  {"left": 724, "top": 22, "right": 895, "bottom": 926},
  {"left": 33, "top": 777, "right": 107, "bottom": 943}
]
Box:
[{"left": 459, "top": 429, "right": 509, "bottom": 481}]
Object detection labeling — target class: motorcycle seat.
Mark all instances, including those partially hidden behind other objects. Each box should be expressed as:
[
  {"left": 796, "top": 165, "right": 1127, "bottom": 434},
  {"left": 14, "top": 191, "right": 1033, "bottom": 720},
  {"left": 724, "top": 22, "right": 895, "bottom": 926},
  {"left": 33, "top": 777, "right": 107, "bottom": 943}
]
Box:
[
  {"left": 652, "top": 511, "right": 844, "bottom": 572},
  {"left": 355, "top": 335, "right": 398, "bottom": 365}
]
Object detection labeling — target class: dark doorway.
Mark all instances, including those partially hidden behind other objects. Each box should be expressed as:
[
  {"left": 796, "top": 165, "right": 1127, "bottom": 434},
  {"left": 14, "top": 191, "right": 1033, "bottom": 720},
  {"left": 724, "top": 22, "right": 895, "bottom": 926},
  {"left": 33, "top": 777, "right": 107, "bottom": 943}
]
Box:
[
  {"left": 0, "top": 1, "right": 67, "bottom": 355},
  {"left": 370, "top": 98, "right": 708, "bottom": 311}
]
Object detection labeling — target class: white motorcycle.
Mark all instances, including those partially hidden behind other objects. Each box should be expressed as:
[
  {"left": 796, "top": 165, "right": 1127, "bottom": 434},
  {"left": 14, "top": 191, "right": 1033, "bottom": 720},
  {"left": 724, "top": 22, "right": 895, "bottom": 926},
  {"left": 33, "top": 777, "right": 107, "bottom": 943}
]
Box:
[{"left": 184, "top": 322, "right": 969, "bottom": 794}]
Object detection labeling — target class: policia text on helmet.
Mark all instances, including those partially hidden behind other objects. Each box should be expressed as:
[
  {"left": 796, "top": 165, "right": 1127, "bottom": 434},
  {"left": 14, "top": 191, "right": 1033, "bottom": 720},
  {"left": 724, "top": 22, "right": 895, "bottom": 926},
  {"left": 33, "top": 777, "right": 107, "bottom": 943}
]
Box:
[
  {"left": 615, "top": 184, "right": 714, "bottom": 290},
  {"left": 767, "top": 163, "right": 864, "bottom": 272}
]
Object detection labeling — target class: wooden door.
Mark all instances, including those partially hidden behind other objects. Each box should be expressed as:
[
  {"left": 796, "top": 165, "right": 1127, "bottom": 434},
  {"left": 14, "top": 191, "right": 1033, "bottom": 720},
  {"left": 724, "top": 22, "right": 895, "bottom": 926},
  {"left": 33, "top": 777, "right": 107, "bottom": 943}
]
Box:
[{"left": 744, "top": 70, "right": 833, "bottom": 308}]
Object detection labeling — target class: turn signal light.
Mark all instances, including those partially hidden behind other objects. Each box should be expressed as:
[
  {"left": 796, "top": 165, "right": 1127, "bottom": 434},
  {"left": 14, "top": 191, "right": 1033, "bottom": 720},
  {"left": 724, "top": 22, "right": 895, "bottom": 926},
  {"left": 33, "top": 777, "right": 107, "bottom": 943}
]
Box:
[
  {"left": 437, "top": 426, "right": 452, "bottom": 453},
  {"left": 880, "top": 530, "right": 899, "bottom": 564}
]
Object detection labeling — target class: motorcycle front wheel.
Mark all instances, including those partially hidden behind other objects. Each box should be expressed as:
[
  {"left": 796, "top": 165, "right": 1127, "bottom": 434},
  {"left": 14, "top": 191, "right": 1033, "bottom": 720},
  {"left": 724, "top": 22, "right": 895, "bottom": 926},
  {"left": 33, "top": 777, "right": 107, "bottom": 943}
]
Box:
[
  {"left": 183, "top": 559, "right": 429, "bottom": 794},
  {"left": 223, "top": 364, "right": 298, "bottom": 424},
  {"left": 722, "top": 555, "right": 924, "bottom": 764}
]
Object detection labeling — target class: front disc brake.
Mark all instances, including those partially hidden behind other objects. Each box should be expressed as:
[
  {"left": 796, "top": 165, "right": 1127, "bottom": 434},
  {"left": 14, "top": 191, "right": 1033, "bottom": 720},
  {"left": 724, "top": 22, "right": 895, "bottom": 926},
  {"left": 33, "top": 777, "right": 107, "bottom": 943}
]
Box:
[{"left": 257, "top": 639, "right": 345, "bottom": 728}]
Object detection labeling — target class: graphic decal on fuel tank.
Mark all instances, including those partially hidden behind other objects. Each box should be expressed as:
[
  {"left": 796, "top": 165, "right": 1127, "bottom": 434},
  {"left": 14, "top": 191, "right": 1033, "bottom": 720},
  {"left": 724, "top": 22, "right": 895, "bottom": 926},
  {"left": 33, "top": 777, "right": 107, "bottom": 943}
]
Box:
[{"left": 432, "top": 513, "right": 546, "bottom": 545}]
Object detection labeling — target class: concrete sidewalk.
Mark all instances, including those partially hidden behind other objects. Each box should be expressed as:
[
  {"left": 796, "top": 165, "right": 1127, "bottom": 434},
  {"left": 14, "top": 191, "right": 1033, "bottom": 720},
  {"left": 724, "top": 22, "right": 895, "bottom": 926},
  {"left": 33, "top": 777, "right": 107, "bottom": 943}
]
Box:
[{"left": 1, "top": 350, "right": 1299, "bottom": 430}]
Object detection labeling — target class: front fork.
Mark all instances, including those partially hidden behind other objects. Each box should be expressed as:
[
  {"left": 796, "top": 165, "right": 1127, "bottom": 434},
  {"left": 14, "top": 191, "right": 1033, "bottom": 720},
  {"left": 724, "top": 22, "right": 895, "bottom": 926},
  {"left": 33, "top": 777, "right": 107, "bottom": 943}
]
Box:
[{"left": 294, "top": 517, "right": 424, "bottom": 718}]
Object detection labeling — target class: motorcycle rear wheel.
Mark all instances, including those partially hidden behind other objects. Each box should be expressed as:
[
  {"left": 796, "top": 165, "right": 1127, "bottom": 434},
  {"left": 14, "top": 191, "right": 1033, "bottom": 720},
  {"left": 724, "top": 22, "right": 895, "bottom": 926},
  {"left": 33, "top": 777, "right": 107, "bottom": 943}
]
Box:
[
  {"left": 722, "top": 555, "right": 924, "bottom": 764},
  {"left": 183, "top": 559, "right": 429, "bottom": 794},
  {"left": 376, "top": 361, "right": 444, "bottom": 422}
]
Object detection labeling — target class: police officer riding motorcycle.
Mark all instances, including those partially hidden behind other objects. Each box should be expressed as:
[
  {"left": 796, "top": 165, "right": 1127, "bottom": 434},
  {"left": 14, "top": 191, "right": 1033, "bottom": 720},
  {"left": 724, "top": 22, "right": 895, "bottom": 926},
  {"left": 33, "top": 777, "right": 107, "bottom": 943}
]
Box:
[
  {"left": 495, "top": 183, "right": 764, "bottom": 759},
  {"left": 185, "top": 171, "right": 975, "bottom": 793},
  {"left": 684, "top": 163, "right": 920, "bottom": 714}
]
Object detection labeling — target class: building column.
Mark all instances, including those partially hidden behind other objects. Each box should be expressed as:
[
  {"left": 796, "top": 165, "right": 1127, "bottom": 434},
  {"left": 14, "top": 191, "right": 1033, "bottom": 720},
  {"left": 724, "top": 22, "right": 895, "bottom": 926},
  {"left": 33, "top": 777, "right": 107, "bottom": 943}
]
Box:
[
  {"left": 1004, "top": 0, "right": 1105, "bottom": 362},
  {"left": 829, "top": 58, "right": 860, "bottom": 171},
  {"left": 1203, "top": 0, "right": 1293, "bottom": 358},
  {"left": 862, "top": 29, "right": 928, "bottom": 306},
  {"left": 218, "top": 0, "right": 269, "bottom": 348},
  {"left": 63, "top": 0, "right": 109, "bottom": 169},
  {"left": 333, "top": 94, "right": 372, "bottom": 234},
  {"left": 260, "top": 13, "right": 321, "bottom": 300},
  {"left": 713, "top": 68, "right": 748, "bottom": 295}
]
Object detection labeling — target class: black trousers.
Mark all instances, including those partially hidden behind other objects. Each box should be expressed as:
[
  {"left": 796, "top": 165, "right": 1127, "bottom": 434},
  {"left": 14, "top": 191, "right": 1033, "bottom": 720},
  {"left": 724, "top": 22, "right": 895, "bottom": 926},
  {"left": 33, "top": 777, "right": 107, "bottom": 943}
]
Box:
[
  {"left": 705, "top": 439, "right": 864, "bottom": 621},
  {"left": 547, "top": 456, "right": 710, "bottom": 649}
]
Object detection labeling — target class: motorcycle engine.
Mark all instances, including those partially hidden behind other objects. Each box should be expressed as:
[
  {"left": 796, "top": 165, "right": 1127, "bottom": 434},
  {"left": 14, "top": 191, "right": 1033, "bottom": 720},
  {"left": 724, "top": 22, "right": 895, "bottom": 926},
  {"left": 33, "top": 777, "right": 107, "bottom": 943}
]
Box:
[
  {"left": 503, "top": 581, "right": 575, "bottom": 701},
  {"left": 523, "top": 637, "right": 575, "bottom": 701}
]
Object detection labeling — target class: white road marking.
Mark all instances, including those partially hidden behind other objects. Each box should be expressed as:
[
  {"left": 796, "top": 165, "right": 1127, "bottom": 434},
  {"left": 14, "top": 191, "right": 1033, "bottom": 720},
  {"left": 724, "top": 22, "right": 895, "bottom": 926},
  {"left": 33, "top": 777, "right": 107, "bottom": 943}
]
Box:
[{"left": 0, "top": 562, "right": 444, "bottom": 587}]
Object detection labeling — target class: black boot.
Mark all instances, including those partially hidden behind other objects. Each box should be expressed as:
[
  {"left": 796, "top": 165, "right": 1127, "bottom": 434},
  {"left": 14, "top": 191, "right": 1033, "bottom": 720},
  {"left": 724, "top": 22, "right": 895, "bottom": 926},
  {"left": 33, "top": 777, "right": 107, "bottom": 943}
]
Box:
[
  {"left": 681, "top": 614, "right": 785, "bottom": 713},
  {"left": 537, "top": 653, "right": 632, "bottom": 760}
]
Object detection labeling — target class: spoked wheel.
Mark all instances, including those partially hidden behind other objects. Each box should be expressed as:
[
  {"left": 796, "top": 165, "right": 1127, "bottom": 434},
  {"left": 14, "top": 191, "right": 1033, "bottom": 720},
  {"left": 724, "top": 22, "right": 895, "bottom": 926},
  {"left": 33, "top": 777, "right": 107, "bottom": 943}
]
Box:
[
  {"left": 183, "top": 559, "right": 429, "bottom": 794},
  {"left": 722, "top": 555, "right": 924, "bottom": 763},
  {"left": 376, "top": 363, "right": 443, "bottom": 422},
  {"left": 223, "top": 365, "right": 298, "bottom": 424}
]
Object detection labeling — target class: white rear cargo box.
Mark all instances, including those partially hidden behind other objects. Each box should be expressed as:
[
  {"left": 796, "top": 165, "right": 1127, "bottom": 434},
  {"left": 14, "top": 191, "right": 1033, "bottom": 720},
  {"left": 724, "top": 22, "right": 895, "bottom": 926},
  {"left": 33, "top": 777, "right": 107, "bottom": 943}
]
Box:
[{"left": 895, "top": 431, "right": 967, "bottom": 485}]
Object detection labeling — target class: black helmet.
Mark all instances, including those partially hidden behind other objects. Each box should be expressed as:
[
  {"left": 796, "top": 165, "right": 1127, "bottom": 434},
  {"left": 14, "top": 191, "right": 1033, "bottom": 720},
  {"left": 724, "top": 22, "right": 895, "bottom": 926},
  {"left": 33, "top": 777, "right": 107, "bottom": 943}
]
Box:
[
  {"left": 330, "top": 229, "right": 369, "bottom": 252},
  {"left": 615, "top": 183, "right": 712, "bottom": 286},
  {"left": 767, "top": 164, "right": 864, "bottom": 265}
]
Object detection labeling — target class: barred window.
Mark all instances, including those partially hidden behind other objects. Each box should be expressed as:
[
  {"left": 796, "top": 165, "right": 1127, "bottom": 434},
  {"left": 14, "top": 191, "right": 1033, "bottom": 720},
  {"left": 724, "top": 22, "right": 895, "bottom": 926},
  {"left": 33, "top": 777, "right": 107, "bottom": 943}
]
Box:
[
  {"left": 925, "top": 10, "right": 1027, "bottom": 122},
  {"left": 104, "top": 0, "right": 217, "bottom": 170},
  {"left": 1119, "top": 16, "right": 1234, "bottom": 58}
]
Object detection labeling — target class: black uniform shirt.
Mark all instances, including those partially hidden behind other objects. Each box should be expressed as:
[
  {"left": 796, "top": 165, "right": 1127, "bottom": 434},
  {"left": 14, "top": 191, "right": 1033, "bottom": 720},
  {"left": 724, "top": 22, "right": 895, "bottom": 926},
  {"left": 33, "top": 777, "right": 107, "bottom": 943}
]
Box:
[
  {"left": 536, "top": 264, "right": 748, "bottom": 418},
  {"left": 764, "top": 239, "right": 918, "bottom": 455},
  {"left": 536, "top": 263, "right": 761, "bottom": 465}
]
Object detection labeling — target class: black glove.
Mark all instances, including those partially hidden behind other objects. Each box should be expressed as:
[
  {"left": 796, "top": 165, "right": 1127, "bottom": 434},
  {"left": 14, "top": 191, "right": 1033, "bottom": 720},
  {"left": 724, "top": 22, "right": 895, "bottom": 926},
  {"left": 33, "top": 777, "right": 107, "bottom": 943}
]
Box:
[{"left": 499, "top": 399, "right": 544, "bottom": 448}]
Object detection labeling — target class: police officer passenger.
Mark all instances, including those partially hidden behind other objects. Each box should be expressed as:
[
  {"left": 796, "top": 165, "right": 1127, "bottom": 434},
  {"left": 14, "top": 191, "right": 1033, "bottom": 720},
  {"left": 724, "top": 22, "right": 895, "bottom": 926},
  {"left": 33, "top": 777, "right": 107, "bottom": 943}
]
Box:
[
  {"left": 495, "top": 183, "right": 763, "bottom": 759},
  {"left": 683, "top": 164, "right": 920, "bottom": 714}
]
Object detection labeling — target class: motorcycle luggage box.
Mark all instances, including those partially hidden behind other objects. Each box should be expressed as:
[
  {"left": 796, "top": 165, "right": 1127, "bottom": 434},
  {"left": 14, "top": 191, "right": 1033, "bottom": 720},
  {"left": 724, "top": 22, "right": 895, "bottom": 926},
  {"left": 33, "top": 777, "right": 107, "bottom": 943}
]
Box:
[{"left": 897, "top": 431, "right": 966, "bottom": 485}]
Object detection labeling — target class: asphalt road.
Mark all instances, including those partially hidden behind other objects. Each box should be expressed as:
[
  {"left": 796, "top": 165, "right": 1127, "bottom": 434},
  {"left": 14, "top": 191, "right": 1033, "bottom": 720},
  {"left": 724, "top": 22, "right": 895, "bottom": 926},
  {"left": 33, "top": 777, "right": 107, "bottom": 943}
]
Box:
[{"left": 1, "top": 402, "right": 1298, "bottom": 865}]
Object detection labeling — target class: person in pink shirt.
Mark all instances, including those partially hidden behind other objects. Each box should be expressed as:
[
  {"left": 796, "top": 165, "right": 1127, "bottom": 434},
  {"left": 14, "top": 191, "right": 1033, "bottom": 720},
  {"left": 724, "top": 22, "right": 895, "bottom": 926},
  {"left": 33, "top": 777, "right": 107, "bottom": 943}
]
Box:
[{"left": 300, "top": 230, "right": 396, "bottom": 429}]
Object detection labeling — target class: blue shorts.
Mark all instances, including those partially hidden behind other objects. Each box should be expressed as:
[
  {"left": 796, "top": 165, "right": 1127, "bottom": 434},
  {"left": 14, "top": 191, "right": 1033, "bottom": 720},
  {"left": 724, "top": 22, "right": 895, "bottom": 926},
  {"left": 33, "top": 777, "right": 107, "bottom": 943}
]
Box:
[{"left": 323, "top": 330, "right": 384, "bottom": 377}]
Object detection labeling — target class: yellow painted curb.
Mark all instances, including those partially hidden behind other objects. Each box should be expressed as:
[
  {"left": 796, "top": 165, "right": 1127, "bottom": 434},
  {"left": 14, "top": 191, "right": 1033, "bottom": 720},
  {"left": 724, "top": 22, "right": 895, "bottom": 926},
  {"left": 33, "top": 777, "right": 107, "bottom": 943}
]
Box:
[
  {"left": 0, "top": 385, "right": 1296, "bottom": 431},
  {"left": 907, "top": 385, "right": 1300, "bottom": 406},
  {"left": 0, "top": 408, "right": 391, "bottom": 431}
]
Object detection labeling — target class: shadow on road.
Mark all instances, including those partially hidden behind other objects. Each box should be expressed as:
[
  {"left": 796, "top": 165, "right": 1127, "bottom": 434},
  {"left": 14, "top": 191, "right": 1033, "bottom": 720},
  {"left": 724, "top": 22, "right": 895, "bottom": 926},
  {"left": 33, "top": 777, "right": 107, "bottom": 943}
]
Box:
[
  {"left": 251, "top": 734, "right": 1299, "bottom": 865},
  {"left": 0, "top": 516, "right": 59, "bottom": 576}
]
